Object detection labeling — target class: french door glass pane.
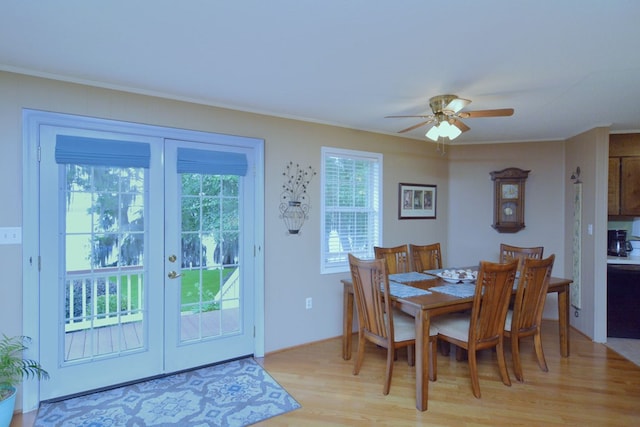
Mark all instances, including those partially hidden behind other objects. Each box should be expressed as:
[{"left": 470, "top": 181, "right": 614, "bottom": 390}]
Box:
[
  {"left": 63, "top": 164, "right": 146, "bottom": 361},
  {"left": 179, "top": 173, "right": 241, "bottom": 342}
]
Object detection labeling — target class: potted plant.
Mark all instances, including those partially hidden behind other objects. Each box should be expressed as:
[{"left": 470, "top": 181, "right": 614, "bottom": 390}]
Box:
[{"left": 0, "top": 335, "right": 49, "bottom": 427}]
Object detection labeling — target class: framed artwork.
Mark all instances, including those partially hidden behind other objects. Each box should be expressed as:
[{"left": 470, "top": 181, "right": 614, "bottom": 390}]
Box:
[{"left": 398, "top": 183, "right": 436, "bottom": 219}]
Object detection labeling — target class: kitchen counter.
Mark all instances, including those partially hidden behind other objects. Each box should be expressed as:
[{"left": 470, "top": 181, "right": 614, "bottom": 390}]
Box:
[{"left": 607, "top": 255, "right": 640, "bottom": 265}]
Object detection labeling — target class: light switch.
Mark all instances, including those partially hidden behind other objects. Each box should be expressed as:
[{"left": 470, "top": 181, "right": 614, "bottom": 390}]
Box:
[
  {"left": 587, "top": 224, "right": 593, "bottom": 235},
  {"left": 0, "top": 227, "right": 22, "bottom": 244}
]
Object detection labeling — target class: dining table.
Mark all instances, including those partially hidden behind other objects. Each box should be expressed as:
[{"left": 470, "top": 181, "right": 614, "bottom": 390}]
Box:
[{"left": 341, "top": 269, "right": 572, "bottom": 411}]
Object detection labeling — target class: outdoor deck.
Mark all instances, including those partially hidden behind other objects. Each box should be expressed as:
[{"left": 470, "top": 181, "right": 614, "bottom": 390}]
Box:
[{"left": 64, "top": 308, "right": 240, "bottom": 360}]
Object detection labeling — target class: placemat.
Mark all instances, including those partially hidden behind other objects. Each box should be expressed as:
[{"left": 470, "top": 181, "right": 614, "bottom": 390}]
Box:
[
  {"left": 387, "top": 281, "right": 431, "bottom": 298},
  {"left": 389, "top": 272, "right": 434, "bottom": 283},
  {"left": 429, "top": 283, "right": 476, "bottom": 298}
]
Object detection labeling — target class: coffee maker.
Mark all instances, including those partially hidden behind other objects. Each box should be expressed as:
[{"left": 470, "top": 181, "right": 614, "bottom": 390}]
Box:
[{"left": 608, "top": 229, "right": 631, "bottom": 257}]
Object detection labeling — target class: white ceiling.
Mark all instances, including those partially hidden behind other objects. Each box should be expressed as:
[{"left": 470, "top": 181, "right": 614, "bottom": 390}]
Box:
[{"left": 2, "top": 1, "right": 640, "bottom": 144}]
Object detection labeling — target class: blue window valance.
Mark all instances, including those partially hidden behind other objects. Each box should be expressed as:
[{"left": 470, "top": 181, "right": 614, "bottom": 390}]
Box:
[
  {"left": 55, "top": 135, "right": 151, "bottom": 168},
  {"left": 177, "top": 147, "right": 248, "bottom": 176}
]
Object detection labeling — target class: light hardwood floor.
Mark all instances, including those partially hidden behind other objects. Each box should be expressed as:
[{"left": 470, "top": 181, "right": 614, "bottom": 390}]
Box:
[
  {"left": 11, "top": 320, "right": 640, "bottom": 426},
  {"left": 606, "top": 337, "right": 640, "bottom": 366}
]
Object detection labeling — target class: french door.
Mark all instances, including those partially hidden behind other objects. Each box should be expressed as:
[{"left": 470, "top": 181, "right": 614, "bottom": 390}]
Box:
[{"left": 29, "top": 111, "right": 263, "bottom": 401}]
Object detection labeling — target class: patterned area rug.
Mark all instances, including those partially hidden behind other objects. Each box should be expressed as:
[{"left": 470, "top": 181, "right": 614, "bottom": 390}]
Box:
[{"left": 35, "top": 358, "right": 300, "bottom": 427}]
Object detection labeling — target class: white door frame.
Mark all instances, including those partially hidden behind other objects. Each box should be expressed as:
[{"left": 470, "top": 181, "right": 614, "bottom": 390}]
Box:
[{"left": 21, "top": 109, "right": 265, "bottom": 411}]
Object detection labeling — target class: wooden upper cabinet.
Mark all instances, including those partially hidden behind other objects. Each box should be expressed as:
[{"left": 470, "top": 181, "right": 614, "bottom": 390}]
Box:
[
  {"left": 608, "top": 157, "right": 620, "bottom": 215},
  {"left": 609, "top": 134, "right": 640, "bottom": 216},
  {"left": 621, "top": 157, "right": 640, "bottom": 215},
  {"left": 610, "top": 134, "right": 640, "bottom": 156}
]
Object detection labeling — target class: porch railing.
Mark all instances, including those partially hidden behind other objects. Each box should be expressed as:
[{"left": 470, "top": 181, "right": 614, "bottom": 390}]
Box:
[
  {"left": 65, "top": 266, "right": 144, "bottom": 333},
  {"left": 64, "top": 266, "right": 241, "bottom": 332}
]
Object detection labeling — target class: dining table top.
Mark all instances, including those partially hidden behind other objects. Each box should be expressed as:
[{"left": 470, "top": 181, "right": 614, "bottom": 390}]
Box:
[{"left": 342, "top": 269, "right": 571, "bottom": 310}]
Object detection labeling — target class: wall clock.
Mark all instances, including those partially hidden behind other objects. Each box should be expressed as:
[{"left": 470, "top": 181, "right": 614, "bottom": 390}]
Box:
[{"left": 490, "top": 167, "right": 530, "bottom": 233}]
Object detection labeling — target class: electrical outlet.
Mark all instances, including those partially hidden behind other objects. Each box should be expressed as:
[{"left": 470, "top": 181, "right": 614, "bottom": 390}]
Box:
[{"left": 305, "top": 297, "right": 312, "bottom": 310}]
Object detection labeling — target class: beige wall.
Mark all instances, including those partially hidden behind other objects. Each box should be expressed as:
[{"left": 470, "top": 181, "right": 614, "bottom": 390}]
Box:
[
  {"left": 564, "top": 128, "right": 609, "bottom": 341},
  {"left": 0, "top": 71, "right": 450, "bottom": 354},
  {"left": 447, "top": 141, "right": 567, "bottom": 318},
  {"left": 1, "top": 70, "right": 606, "bottom": 361}
]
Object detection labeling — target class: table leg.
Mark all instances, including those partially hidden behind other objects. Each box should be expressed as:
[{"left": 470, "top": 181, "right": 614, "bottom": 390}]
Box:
[
  {"left": 415, "top": 310, "right": 429, "bottom": 411},
  {"left": 342, "top": 286, "right": 353, "bottom": 360},
  {"left": 557, "top": 287, "right": 570, "bottom": 357}
]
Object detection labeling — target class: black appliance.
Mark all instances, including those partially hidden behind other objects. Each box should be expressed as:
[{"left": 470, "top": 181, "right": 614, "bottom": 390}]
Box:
[
  {"left": 608, "top": 229, "right": 631, "bottom": 257},
  {"left": 607, "top": 264, "right": 640, "bottom": 338}
]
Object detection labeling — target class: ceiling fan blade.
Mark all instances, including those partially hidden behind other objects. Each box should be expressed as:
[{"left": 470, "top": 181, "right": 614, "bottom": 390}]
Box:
[
  {"left": 398, "top": 119, "right": 435, "bottom": 133},
  {"left": 458, "top": 108, "right": 514, "bottom": 118},
  {"left": 385, "top": 114, "right": 433, "bottom": 119},
  {"left": 450, "top": 118, "right": 470, "bottom": 133},
  {"left": 445, "top": 98, "right": 471, "bottom": 114}
]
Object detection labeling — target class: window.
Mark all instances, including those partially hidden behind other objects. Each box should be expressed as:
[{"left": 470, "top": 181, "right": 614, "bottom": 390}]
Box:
[{"left": 321, "top": 147, "right": 382, "bottom": 274}]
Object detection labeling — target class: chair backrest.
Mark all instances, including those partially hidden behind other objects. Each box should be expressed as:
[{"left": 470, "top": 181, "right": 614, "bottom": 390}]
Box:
[
  {"left": 499, "top": 244, "right": 544, "bottom": 272},
  {"left": 470, "top": 260, "right": 519, "bottom": 349},
  {"left": 511, "top": 254, "right": 555, "bottom": 332},
  {"left": 409, "top": 243, "right": 442, "bottom": 272},
  {"left": 348, "top": 254, "right": 393, "bottom": 342},
  {"left": 374, "top": 244, "right": 411, "bottom": 274}
]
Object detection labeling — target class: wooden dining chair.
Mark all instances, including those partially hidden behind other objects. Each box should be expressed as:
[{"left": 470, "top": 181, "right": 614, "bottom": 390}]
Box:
[
  {"left": 374, "top": 244, "right": 412, "bottom": 274},
  {"left": 499, "top": 243, "right": 544, "bottom": 273},
  {"left": 348, "top": 254, "right": 437, "bottom": 395},
  {"left": 504, "top": 254, "right": 555, "bottom": 382},
  {"left": 432, "top": 259, "right": 519, "bottom": 398},
  {"left": 409, "top": 243, "right": 443, "bottom": 272}
]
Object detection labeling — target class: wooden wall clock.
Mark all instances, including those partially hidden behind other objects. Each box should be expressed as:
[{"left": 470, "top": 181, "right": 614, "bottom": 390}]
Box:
[{"left": 490, "top": 167, "right": 530, "bottom": 233}]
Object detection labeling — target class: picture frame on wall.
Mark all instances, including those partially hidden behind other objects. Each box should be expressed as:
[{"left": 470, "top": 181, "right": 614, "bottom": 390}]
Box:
[{"left": 398, "top": 183, "right": 437, "bottom": 219}]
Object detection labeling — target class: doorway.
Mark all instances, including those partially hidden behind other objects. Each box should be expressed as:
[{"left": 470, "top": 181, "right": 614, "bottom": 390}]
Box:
[{"left": 23, "top": 110, "right": 264, "bottom": 402}]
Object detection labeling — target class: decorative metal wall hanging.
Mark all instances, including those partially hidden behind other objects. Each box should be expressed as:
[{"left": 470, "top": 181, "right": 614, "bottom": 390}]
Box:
[
  {"left": 279, "top": 162, "right": 316, "bottom": 235},
  {"left": 570, "top": 166, "right": 582, "bottom": 310}
]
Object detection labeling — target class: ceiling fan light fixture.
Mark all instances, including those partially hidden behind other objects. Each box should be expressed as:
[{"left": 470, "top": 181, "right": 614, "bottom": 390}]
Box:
[
  {"left": 425, "top": 120, "right": 462, "bottom": 141},
  {"left": 387, "top": 93, "right": 513, "bottom": 145},
  {"left": 425, "top": 125, "right": 440, "bottom": 141},
  {"left": 444, "top": 121, "right": 462, "bottom": 139}
]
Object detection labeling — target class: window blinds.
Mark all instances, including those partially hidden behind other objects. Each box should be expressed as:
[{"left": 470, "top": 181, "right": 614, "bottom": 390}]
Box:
[
  {"left": 322, "top": 148, "right": 381, "bottom": 273},
  {"left": 177, "top": 147, "right": 248, "bottom": 176},
  {"left": 55, "top": 137, "right": 249, "bottom": 177},
  {"left": 55, "top": 135, "right": 150, "bottom": 168}
]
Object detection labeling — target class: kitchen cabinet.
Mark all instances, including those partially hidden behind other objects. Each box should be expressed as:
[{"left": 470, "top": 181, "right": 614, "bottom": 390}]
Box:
[
  {"left": 620, "top": 157, "right": 640, "bottom": 215},
  {"left": 607, "top": 264, "right": 640, "bottom": 338},
  {"left": 609, "top": 134, "right": 640, "bottom": 216},
  {"left": 608, "top": 158, "right": 620, "bottom": 215}
]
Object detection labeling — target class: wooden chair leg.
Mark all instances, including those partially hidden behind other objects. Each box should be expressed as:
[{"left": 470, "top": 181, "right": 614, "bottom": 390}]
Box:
[
  {"left": 468, "top": 349, "right": 481, "bottom": 398},
  {"left": 384, "top": 347, "right": 394, "bottom": 395},
  {"left": 439, "top": 340, "right": 450, "bottom": 356},
  {"left": 429, "top": 338, "right": 437, "bottom": 382},
  {"left": 407, "top": 344, "right": 415, "bottom": 367},
  {"left": 496, "top": 340, "right": 512, "bottom": 387},
  {"left": 533, "top": 331, "right": 549, "bottom": 372},
  {"left": 510, "top": 333, "right": 524, "bottom": 382},
  {"left": 353, "top": 331, "right": 366, "bottom": 375},
  {"left": 456, "top": 345, "right": 467, "bottom": 361}
]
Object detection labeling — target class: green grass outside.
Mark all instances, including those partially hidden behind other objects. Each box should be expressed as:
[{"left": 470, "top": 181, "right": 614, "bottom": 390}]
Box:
[{"left": 111, "top": 267, "right": 234, "bottom": 313}]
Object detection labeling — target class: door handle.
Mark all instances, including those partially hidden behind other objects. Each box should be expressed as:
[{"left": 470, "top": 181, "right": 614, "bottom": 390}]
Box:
[{"left": 167, "top": 270, "right": 182, "bottom": 279}]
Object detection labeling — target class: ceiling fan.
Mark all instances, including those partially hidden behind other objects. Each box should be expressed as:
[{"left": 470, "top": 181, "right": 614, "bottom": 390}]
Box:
[{"left": 386, "top": 94, "right": 514, "bottom": 141}]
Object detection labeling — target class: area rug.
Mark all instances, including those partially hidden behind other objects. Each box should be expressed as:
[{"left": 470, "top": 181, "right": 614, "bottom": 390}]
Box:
[{"left": 34, "top": 358, "right": 300, "bottom": 427}]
